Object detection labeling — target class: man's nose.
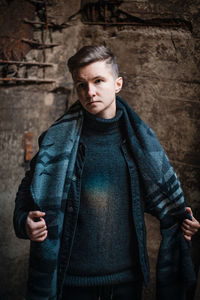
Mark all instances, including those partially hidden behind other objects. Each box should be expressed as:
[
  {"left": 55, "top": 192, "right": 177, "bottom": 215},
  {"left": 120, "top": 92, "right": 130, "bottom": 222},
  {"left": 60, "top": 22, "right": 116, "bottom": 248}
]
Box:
[{"left": 87, "top": 83, "right": 96, "bottom": 98}]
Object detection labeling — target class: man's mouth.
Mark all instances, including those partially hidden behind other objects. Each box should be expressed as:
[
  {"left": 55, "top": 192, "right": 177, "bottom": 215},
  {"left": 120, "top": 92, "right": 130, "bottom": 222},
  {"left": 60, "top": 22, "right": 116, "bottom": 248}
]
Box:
[{"left": 87, "top": 100, "right": 100, "bottom": 105}]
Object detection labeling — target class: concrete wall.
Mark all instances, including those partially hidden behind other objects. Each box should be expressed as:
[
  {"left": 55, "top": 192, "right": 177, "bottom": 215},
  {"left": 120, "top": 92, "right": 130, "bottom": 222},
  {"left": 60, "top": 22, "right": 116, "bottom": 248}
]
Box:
[{"left": 0, "top": 0, "right": 199, "bottom": 299}]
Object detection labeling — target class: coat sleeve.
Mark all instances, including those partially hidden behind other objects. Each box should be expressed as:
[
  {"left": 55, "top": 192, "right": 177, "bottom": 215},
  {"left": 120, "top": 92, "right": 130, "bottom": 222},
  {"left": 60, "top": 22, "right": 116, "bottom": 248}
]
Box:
[{"left": 13, "top": 132, "right": 46, "bottom": 239}]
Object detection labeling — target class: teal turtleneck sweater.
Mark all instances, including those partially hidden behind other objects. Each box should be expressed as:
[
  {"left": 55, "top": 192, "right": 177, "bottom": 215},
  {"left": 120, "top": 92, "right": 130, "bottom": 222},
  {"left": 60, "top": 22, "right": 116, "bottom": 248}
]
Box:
[{"left": 65, "top": 109, "right": 140, "bottom": 286}]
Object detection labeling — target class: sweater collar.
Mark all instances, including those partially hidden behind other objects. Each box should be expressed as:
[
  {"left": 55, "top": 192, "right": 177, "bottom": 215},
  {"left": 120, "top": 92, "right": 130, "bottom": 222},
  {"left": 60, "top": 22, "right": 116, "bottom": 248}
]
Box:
[{"left": 83, "top": 108, "right": 123, "bottom": 133}]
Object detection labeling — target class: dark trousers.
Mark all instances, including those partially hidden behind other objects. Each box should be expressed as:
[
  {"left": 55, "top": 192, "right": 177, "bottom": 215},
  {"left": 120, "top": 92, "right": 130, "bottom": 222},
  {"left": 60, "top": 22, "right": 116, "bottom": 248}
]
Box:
[{"left": 61, "top": 281, "right": 143, "bottom": 300}]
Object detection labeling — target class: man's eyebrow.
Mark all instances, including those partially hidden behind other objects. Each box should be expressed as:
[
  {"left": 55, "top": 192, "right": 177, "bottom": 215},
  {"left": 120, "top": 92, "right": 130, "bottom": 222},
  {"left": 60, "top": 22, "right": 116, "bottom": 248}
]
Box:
[
  {"left": 75, "top": 79, "right": 84, "bottom": 84},
  {"left": 75, "top": 75, "right": 106, "bottom": 83},
  {"left": 92, "top": 75, "right": 106, "bottom": 80}
]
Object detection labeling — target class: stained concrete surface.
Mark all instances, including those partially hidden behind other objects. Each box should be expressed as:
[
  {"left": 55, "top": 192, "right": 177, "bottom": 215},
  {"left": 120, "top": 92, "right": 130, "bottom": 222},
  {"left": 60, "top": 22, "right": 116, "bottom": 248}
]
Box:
[{"left": 0, "top": 0, "right": 199, "bottom": 299}]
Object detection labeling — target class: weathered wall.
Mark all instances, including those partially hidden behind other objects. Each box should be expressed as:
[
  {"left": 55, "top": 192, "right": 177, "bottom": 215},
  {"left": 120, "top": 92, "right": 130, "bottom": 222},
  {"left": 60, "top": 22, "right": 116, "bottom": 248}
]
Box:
[{"left": 0, "top": 0, "right": 199, "bottom": 299}]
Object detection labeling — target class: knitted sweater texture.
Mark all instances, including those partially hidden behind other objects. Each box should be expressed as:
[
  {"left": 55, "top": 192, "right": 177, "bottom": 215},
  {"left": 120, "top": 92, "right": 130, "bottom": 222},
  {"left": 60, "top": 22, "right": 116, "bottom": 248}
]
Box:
[{"left": 65, "top": 110, "right": 139, "bottom": 286}]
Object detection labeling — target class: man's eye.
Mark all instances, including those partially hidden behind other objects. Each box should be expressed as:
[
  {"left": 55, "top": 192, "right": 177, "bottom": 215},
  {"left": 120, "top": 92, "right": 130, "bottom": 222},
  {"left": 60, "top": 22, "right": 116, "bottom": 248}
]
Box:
[
  {"left": 77, "top": 83, "right": 86, "bottom": 89},
  {"left": 95, "top": 79, "right": 103, "bottom": 84}
]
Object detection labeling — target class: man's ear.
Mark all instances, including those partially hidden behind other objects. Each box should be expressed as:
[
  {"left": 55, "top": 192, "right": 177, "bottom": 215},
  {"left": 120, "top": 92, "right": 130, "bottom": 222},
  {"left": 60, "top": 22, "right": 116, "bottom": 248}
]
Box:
[{"left": 115, "top": 77, "right": 123, "bottom": 93}]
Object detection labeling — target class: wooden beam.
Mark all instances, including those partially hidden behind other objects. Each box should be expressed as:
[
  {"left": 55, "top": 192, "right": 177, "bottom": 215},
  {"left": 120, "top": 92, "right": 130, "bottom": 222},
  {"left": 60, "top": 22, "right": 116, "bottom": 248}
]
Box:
[
  {"left": 21, "top": 39, "right": 59, "bottom": 48},
  {"left": 0, "top": 60, "right": 54, "bottom": 66},
  {"left": 0, "top": 77, "right": 55, "bottom": 83},
  {"left": 23, "top": 19, "right": 70, "bottom": 29},
  {"left": 29, "top": 0, "right": 44, "bottom": 4}
]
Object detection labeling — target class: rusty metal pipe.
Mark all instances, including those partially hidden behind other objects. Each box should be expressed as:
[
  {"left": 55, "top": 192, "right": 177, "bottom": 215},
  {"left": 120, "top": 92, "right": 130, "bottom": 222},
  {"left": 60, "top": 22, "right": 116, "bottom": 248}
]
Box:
[{"left": 0, "top": 60, "right": 54, "bottom": 66}]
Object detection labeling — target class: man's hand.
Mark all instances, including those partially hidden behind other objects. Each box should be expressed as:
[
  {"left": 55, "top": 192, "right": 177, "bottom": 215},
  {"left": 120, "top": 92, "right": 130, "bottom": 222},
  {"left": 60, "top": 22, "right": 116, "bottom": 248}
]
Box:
[
  {"left": 181, "top": 207, "right": 200, "bottom": 241},
  {"left": 26, "top": 211, "right": 48, "bottom": 242}
]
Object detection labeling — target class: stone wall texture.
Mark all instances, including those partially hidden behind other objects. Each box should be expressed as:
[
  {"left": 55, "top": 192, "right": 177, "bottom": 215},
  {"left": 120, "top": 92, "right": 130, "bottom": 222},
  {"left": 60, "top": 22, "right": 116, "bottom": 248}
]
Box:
[{"left": 0, "top": 0, "right": 199, "bottom": 299}]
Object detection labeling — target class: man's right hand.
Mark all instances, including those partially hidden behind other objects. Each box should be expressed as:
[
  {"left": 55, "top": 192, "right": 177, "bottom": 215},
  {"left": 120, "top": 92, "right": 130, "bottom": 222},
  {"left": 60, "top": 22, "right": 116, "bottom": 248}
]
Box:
[{"left": 26, "top": 211, "right": 48, "bottom": 242}]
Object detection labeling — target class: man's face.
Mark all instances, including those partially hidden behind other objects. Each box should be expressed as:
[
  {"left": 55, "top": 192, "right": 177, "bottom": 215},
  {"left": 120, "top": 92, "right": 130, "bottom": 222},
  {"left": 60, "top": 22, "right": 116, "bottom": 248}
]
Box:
[{"left": 74, "top": 60, "right": 123, "bottom": 119}]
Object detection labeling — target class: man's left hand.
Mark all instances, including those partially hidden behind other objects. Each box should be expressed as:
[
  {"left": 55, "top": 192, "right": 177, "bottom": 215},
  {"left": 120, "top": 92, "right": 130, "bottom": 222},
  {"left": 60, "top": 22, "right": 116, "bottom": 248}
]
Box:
[{"left": 181, "top": 207, "right": 200, "bottom": 241}]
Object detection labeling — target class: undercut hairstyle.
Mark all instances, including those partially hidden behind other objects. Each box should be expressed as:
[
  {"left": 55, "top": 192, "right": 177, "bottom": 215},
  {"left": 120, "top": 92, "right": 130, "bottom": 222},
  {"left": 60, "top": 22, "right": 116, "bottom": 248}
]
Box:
[{"left": 67, "top": 45, "right": 119, "bottom": 79}]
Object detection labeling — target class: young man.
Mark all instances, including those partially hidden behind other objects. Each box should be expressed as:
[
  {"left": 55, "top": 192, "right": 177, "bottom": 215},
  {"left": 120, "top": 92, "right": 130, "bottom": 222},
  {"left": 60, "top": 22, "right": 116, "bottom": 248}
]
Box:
[{"left": 14, "top": 45, "right": 200, "bottom": 300}]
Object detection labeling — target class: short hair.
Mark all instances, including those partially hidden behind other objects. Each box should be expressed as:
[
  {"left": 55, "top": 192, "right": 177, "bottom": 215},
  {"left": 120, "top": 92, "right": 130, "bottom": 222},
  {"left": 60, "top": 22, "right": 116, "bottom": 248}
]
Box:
[{"left": 67, "top": 45, "right": 119, "bottom": 78}]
